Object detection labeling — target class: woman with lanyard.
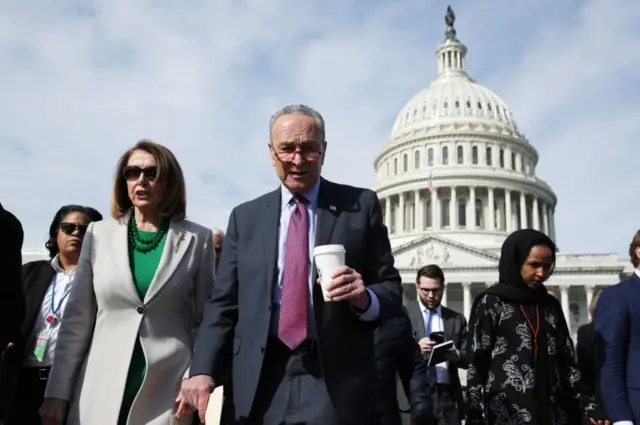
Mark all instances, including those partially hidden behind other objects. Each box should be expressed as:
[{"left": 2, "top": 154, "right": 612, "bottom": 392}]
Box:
[
  {"left": 0, "top": 205, "right": 102, "bottom": 425},
  {"left": 464, "top": 229, "right": 609, "bottom": 425}
]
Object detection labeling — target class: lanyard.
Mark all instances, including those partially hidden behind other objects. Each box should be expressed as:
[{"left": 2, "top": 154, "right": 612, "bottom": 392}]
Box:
[
  {"left": 48, "top": 276, "right": 71, "bottom": 323},
  {"left": 519, "top": 305, "right": 540, "bottom": 360}
]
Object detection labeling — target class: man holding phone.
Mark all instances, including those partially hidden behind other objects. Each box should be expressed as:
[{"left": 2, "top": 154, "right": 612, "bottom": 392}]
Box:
[{"left": 406, "top": 264, "right": 468, "bottom": 425}]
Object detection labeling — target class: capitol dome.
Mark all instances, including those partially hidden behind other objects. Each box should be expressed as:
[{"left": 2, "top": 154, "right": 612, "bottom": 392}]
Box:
[
  {"left": 372, "top": 6, "right": 558, "bottom": 256},
  {"left": 390, "top": 64, "right": 519, "bottom": 138}
]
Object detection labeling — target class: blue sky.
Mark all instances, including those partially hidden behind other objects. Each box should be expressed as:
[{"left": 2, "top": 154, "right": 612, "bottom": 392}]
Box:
[{"left": 0, "top": 0, "right": 638, "bottom": 257}]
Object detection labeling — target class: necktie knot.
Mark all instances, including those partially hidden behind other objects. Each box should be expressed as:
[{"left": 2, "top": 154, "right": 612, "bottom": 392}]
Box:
[{"left": 293, "top": 195, "right": 308, "bottom": 206}]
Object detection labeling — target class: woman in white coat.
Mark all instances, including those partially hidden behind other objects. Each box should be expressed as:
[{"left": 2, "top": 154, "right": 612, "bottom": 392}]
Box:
[{"left": 40, "top": 140, "right": 214, "bottom": 425}]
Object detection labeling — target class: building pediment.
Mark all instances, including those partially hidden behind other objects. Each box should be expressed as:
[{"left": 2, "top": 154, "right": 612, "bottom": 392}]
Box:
[{"left": 392, "top": 235, "right": 499, "bottom": 269}]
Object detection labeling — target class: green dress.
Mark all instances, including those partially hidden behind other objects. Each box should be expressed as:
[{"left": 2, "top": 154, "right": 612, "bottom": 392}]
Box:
[{"left": 117, "top": 228, "right": 167, "bottom": 425}]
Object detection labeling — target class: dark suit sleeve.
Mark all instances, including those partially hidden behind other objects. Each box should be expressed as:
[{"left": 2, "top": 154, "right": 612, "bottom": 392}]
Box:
[
  {"left": 595, "top": 286, "right": 633, "bottom": 422},
  {"left": 576, "top": 324, "right": 595, "bottom": 392},
  {"left": 551, "top": 300, "right": 603, "bottom": 420},
  {"left": 396, "top": 316, "right": 434, "bottom": 425},
  {"left": 362, "top": 190, "right": 402, "bottom": 319},
  {"left": 0, "top": 211, "right": 25, "bottom": 349},
  {"left": 454, "top": 314, "right": 469, "bottom": 369},
  {"left": 190, "top": 208, "right": 239, "bottom": 381}
]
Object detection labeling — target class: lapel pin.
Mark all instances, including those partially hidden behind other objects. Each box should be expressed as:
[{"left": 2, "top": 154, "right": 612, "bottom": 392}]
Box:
[
  {"left": 174, "top": 230, "right": 186, "bottom": 254},
  {"left": 329, "top": 205, "right": 336, "bottom": 211}
]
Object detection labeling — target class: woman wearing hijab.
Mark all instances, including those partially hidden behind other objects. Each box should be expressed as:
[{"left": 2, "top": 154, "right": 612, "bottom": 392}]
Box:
[{"left": 464, "top": 229, "right": 608, "bottom": 425}]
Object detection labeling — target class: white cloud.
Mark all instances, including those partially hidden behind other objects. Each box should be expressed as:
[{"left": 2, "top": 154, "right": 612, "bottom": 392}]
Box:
[{"left": 0, "top": 0, "right": 637, "bottom": 258}]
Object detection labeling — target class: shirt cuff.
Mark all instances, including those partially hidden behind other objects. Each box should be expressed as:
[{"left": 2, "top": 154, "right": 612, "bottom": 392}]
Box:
[
  {"left": 354, "top": 289, "right": 380, "bottom": 321},
  {"left": 613, "top": 422, "right": 634, "bottom": 425}
]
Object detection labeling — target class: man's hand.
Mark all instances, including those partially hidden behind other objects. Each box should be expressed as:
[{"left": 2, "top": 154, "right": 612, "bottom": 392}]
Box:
[
  {"left": 444, "top": 346, "right": 459, "bottom": 362},
  {"left": 179, "top": 375, "right": 214, "bottom": 422},
  {"left": 418, "top": 338, "right": 436, "bottom": 354},
  {"left": 319, "top": 266, "right": 369, "bottom": 310}
]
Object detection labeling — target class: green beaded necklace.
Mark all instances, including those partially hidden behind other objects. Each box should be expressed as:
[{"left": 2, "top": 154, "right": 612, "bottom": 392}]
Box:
[{"left": 128, "top": 215, "right": 170, "bottom": 253}]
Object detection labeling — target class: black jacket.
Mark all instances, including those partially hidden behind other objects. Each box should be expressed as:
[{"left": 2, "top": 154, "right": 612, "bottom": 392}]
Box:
[
  {"left": 0, "top": 260, "right": 55, "bottom": 420},
  {"left": 0, "top": 203, "right": 25, "bottom": 351},
  {"left": 374, "top": 308, "right": 433, "bottom": 425}
]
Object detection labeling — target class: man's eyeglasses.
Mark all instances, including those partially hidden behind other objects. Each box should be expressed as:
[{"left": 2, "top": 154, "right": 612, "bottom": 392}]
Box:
[
  {"left": 418, "top": 287, "right": 443, "bottom": 295},
  {"left": 123, "top": 165, "right": 158, "bottom": 182},
  {"left": 60, "top": 222, "right": 88, "bottom": 236},
  {"left": 270, "top": 143, "right": 323, "bottom": 163}
]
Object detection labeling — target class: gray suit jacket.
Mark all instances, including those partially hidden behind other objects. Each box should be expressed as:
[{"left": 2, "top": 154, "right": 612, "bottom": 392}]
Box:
[
  {"left": 405, "top": 301, "right": 468, "bottom": 412},
  {"left": 190, "top": 178, "right": 403, "bottom": 425}
]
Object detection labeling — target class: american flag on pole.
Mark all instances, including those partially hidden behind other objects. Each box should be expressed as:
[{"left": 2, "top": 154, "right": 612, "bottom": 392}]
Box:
[{"left": 427, "top": 171, "right": 433, "bottom": 194}]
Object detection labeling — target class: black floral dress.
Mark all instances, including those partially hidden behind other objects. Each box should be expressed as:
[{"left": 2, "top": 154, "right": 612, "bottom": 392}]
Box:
[{"left": 465, "top": 294, "right": 599, "bottom": 425}]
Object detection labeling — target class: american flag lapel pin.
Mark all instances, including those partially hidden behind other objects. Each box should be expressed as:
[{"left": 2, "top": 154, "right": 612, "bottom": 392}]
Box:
[
  {"left": 329, "top": 205, "right": 336, "bottom": 211},
  {"left": 174, "top": 230, "right": 185, "bottom": 254}
]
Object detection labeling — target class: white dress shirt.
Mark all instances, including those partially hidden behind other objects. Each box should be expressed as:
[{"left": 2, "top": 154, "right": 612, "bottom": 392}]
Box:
[
  {"left": 420, "top": 301, "right": 449, "bottom": 384},
  {"left": 270, "top": 180, "right": 380, "bottom": 337},
  {"left": 24, "top": 255, "right": 76, "bottom": 367}
]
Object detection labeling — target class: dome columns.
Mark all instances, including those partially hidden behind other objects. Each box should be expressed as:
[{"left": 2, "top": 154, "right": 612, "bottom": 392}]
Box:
[{"left": 381, "top": 186, "right": 556, "bottom": 240}]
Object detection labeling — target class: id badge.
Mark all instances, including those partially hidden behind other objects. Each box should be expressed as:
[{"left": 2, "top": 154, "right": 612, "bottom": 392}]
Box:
[{"left": 32, "top": 326, "right": 53, "bottom": 362}]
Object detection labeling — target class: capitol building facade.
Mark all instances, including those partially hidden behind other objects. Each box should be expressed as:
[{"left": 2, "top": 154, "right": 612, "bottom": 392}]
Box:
[{"left": 371, "top": 12, "right": 630, "bottom": 340}]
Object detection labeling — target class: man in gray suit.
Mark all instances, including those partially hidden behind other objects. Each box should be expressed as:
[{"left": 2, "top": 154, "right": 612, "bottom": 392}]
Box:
[
  {"left": 181, "top": 104, "right": 402, "bottom": 425},
  {"left": 405, "top": 265, "right": 467, "bottom": 425}
]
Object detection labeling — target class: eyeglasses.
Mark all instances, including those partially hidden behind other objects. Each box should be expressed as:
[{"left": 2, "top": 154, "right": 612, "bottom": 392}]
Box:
[
  {"left": 418, "top": 287, "right": 442, "bottom": 294},
  {"left": 270, "top": 143, "right": 323, "bottom": 163},
  {"left": 60, "top": 222, "right": 88, "bottom": 236},
  {"left": 123, "top": 165, "right": 158, "bottom": 182}
]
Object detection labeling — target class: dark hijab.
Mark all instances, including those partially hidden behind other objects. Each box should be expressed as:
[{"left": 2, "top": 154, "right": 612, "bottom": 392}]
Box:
[
  {"left": 486, "top": 228, "right": 556, "bottom": 304},
  {"left": 468, "top": 229, "right": 559, "bottom": 423}
]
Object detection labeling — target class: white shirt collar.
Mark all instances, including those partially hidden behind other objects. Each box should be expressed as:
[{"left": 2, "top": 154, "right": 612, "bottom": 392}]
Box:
[{"left": 50, "top": 255, "right": 76, "bottom": 276}]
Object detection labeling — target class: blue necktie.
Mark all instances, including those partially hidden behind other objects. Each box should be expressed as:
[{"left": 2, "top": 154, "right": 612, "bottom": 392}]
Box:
[{"left": 425, "top": 310, "right": 438, "bottom": 385}]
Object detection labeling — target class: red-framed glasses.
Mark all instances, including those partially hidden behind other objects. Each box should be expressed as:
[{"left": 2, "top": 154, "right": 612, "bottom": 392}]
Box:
[{"left": 270, "top": 143, "right": 323, "bottom": 163}]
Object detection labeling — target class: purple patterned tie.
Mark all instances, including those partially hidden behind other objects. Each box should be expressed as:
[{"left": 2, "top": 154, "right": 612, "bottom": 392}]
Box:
[{"left": 278, "top": 195, "right": 309, "bottom": 349}]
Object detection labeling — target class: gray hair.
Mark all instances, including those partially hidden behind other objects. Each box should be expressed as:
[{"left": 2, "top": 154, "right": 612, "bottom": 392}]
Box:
[
  {"left": 212, "top": 228, "right": 225, "bottom": 238},
  {"left": 269, "top": 104, "right": 326, "bottom": 143}
]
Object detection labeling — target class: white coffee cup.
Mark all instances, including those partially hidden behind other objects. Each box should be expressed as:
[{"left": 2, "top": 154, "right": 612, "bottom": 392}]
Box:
[{"left": 313, "top": 244, "right": 346, "bottom": 301}]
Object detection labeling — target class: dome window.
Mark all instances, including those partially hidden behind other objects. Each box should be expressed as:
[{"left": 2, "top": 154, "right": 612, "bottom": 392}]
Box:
[
  {"left": 487, "top": 103, "right": 492, "bottom": 112},
  {"left": 477, "top": 101, "right": 482, "bottom": 109},
  {"left": 394, "top": 158, "right": 398, "bottom": 174},
  {"left": 422, "top": 105, "right": 427, "bottom": 113},
  {"left": 403, "top": 153, "right": 409, "bottom": 172},
  {"left": 472, "top": 146, "right": 479, "bottom": 164},
  {"left": 443, "top": 101, "right": 448, "bottom": 109},
  {"left": 413, "top": 109, "right": 417, "bottom": 117},
  {"left": 475, "top": 199, "right": 484, "bottom": 228},
  {"left": 455, "top": 100, "right": 460, "bottom": 108},
  {"left": 427, "top": 148, "right": 434, "bottom": 166},
  {"left": 442, "top": 146, "right": 449, "bottom": 165},
  {"left": 441, "top": 199, "right": 450, "bottom": 227},
  {"left": 458, "top": 199, "right": 467, "bottom": 228},
  {"left": 457, "top": 146, "right": 464, "bottom": 164},
  {"left": 466, "top": 100, "right": 471, "bottom": 108},
  {"left": 486, "top": 147, "right": 493, "bottom": 166}
]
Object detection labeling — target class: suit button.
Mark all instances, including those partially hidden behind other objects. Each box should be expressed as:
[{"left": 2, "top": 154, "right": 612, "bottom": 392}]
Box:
[
  {"left": 137, "top": 306, "right": 145, "bottom": 314},
  {"left": 268, "top": 305, "right": 271, "bottom": 311},
  {"left": 260, "top": 346, "right": 265, "bottom": 353}
]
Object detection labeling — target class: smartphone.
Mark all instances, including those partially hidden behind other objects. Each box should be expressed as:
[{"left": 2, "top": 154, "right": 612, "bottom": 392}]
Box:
[{"left": 429, "top": 331, "right": 445, "bottom": 344}]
